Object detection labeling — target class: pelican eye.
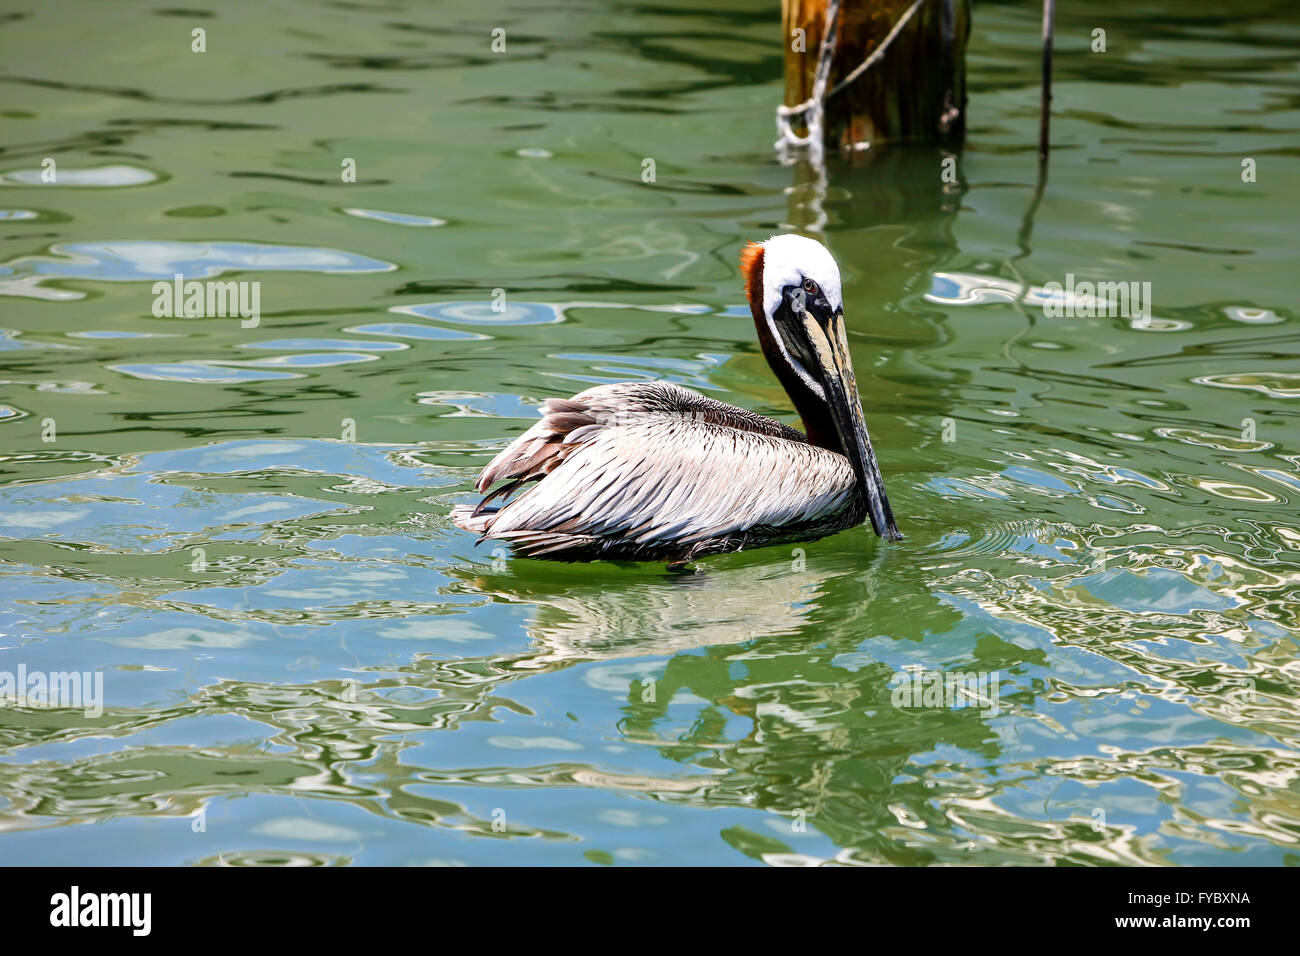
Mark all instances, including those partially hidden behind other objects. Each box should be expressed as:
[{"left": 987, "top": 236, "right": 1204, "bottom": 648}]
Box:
[{"left": 802, "top": 277, "right": 818, "bottom": 295}]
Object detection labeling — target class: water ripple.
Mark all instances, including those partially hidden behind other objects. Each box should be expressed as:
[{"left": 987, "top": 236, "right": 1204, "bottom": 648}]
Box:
[{"left": 0, "top": 240, "right": 395, "bottom": 300}]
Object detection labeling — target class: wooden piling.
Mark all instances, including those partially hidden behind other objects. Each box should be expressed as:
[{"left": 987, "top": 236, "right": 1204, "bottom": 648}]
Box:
[{"left": 782, "top": 0, "right": 971, "bottom": 152}]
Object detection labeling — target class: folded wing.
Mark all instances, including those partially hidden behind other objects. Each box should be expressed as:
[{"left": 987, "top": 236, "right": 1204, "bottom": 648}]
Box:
[
  {"left": 452, "top": 381, "right": 855, "bottom": 558},
  {"left": 474, "top": 380, "right": 804, "bottom": 496}
]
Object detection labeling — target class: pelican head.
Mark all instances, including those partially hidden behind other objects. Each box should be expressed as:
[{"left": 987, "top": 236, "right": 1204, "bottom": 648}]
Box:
[{"left": 741, "top": 234, "right": 901, "bottom": 541}]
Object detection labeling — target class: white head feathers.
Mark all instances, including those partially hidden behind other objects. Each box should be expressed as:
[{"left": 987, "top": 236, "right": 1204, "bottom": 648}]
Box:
[{"left": 759, "top": 234, "right": 843, "bottom": 319}]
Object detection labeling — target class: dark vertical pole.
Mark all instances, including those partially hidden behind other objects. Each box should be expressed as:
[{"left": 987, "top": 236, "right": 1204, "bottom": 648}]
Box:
[{"left": 1038, "top": 0, "right": 1056, "bottom": 162}]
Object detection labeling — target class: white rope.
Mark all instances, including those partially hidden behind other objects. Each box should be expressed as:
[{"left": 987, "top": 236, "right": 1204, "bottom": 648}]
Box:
[{"left": 774, "top": 0, "right": 840, "bottom": 162}]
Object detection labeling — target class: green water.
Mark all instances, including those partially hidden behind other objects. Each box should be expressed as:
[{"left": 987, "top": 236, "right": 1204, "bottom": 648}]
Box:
[{"left": 0, "top": 0, "right": 1297, "bottom": 866}]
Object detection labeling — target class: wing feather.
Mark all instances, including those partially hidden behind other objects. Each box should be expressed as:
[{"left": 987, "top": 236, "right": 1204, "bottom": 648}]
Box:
[
  {"left": 474, "top": 380, "right": 803, "bottom": 494},
  {"left": 454, "top": 380, "right": 853, "bottom": 557},
  {"left": 482, "top": 417, "right": 856, "bottom": 547}
]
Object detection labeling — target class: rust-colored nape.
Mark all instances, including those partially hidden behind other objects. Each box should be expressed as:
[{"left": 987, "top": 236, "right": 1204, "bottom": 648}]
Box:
[{"left": 739, "top": 240, "right": 765, "bottom": 313}]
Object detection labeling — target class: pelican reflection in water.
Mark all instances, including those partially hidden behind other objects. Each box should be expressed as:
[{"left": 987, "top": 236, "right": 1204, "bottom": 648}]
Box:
[{"left": 452, "top": 234, "right": 900, "bottom": 562}]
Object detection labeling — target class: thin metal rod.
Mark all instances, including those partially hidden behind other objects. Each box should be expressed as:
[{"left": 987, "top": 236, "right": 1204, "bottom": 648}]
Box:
[{"left": 1038, "top": 0, "right": 1056, "bottom": 162}]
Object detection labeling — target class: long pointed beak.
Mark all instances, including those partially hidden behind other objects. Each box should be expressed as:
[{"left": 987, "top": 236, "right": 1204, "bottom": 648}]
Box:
[{"left": 802, "top": 310, "right": 902, "bottom": 541}]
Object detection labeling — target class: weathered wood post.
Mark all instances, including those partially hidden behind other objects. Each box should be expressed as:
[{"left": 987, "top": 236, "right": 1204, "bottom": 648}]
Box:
[{"left": 781, "top": 0, "right": 971, "bottom": 153}]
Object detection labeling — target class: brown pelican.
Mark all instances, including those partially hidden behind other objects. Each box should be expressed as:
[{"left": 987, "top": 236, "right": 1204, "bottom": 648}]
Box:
[{"left": 451, "top": 234, "right": 900, "bottom": 562}]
